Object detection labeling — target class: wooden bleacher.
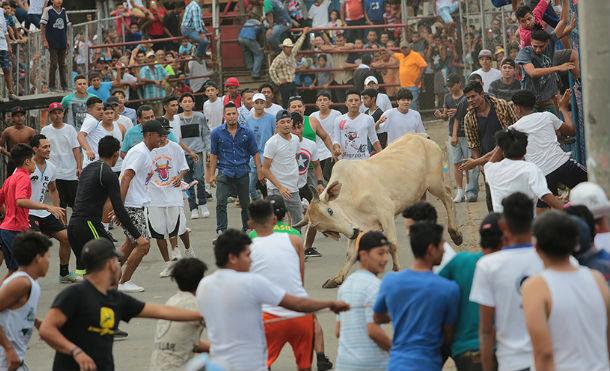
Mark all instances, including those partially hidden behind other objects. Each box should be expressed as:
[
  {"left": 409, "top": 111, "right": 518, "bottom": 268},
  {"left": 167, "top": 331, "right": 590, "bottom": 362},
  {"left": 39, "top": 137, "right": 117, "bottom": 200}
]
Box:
[{"left": 0, "top": 92, "right": 66, "bottom": 112}]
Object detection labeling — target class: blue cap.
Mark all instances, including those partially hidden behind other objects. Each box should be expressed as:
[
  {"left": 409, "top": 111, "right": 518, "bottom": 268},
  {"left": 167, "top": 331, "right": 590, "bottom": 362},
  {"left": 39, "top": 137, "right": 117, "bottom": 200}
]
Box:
[{"left": 275, "top": 109, "right": 291, "bottom": 122}]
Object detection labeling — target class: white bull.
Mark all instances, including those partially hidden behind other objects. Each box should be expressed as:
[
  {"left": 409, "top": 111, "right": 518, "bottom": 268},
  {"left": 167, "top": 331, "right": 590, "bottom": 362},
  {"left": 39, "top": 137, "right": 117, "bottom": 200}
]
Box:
[{"left": 295, "top": 134, "right": 463, "bottom": 288}]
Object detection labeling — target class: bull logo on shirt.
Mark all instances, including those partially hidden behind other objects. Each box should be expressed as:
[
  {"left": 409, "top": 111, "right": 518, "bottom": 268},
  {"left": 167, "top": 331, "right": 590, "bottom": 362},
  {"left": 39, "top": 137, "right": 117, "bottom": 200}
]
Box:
[
  {"left": 87, "top": 306, "right": 116, "bottom": 336},
  {"left": 154, "top": 160, "right": 172, "bottom": 182}
]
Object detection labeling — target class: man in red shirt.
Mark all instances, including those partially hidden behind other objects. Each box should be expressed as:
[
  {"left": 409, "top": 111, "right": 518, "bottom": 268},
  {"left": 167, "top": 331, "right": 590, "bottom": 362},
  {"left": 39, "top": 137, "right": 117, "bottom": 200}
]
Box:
[
  {"left": 341, "top": 0, "right": 365, "bottom": 42},
  {"left": 0, "top": 144, "right": 64, "bottom": 277}
]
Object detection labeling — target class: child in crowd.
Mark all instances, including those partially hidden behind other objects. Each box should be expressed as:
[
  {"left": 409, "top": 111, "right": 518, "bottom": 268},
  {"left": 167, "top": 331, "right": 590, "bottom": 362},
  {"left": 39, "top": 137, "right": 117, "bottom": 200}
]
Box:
[
  {"left": 294, "top": 54, "right": 314, "bottom": 87},
  {"left": 313, "top": 54, "right": 332, "bottom": 88},
  {"left": 179, "top": 38, "right": 194, "bottom": 56}
]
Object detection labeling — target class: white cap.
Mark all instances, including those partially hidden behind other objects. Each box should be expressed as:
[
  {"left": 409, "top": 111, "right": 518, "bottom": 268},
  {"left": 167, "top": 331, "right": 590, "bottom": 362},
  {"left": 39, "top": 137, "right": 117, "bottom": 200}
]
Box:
[
  {"left": 364, "top": 76, "right": 378, "bottom": 86},
  {"left": 569, "top": 182, "right": 610, "bottom": 219},
  {"left": 252, "top": 93, "right": 266, "bottom": 102}
]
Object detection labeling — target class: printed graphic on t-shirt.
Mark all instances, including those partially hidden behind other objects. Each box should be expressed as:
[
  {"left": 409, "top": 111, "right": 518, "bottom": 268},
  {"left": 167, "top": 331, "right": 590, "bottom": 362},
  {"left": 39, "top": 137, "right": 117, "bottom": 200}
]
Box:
[
  {"left": 297, "top": 148, "right": 312, "bottom": 175},
  {"left": 31, "top": 173, "right": 51, "bottom": 203},
  {"left": 52, "top": 17, "right": 65, "bottom": 29},
  {"left": 70, "top": 101, "right": 87, "bottom": 130},
  {"left": 88, "top": 306, "right": 115, "bottom": 336},
  {"left": 151, "top": 153, "right": 174, "bottom": 186}
]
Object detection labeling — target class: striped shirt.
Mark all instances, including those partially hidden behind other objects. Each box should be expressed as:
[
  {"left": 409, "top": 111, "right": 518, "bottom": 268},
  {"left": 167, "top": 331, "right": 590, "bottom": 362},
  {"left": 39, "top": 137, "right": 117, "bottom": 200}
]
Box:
[
  {"left": 336, "top": 269, "right": 388, "bottom": 371},
  {"left": 464, "top": 95, "right": 517, "bottom": 152},
  {"left": 139, "top": 64, "right": 167, "bottom": 100},
  {"left": 268, "top": 33, "right": 307, "bottom": 85},
  {"left": 181, "top": 0, "right": 205, "bottom": 32}
]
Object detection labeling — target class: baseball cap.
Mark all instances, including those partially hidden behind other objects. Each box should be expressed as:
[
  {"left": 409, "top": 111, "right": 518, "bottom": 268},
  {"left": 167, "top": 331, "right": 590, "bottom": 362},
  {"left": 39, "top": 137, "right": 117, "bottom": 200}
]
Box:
[
  {"left": 399, "top": 41, "right": 411, "bottom": 49},
  {"left": 146, "top": 50, "right": 155, "bottom": 58},
  {"left": 142, "top": 119, "right": 170, "bottom": 135},
  {"left": 364, "top": 76, "right": 378, "bottom": 86},
  {"left": 157, "top": 116, "right": 173, "bottom": 130},
  {"left": 357, "top": 231, "right": 391, "bottom": 260},
  {"left": 569, "top": 215, "right": 592, "bottom": 254},
  {"left": 103, "top": 102, "right": 115, "bottom": 111},
  {"left": 11, "top": 106, "right": 25, "bottom": 115},
  {"left": 252, "top": 93, "right": 266, "bottom": 102},
  {"left": 106, "top": 96, "right": 120, "bottom": 106},
  {"left": 569, "top": 182, "right": 610, "bottom": 219},
  {"left": 500, "top": 58, "right": 516, "bottom": 68},
  {"left": 275, "top": 109, "right": 291, "bottom": 122},
  {"left": 48, "top": 102, "right": 63, "bottom": 112},
  {"left": 267, "top": 194, "right": 288, "bottom": 219},
  {"left": 446, "top": 73, "right": 462, "bottom": 86},
  {"left": 81, "top": 239, "right": 122, "bottom": 271},
  {"left": 479, "top": 212, "right": 503, "bottom": 249},
  {"left": 224, "top": 77, "right": 240, "bottom": 87},
  {"left": 478, "top": 49, "right": 493, "bottom": 58}
]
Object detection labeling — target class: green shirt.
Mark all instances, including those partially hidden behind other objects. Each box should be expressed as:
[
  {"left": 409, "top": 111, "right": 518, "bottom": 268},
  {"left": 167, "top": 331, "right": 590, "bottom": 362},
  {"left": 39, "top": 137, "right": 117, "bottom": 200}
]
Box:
[
  {"left": 248, "top": 221, "right": 301, "bottom": 238},
  {"left": 438, "top": 251, "right": 484, "bottom": 357}
]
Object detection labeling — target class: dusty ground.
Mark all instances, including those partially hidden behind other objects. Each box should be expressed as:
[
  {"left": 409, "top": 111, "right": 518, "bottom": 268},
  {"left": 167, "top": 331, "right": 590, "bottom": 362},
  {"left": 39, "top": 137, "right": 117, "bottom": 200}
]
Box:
[{"left": 14, "top": 119, "right": 488, "bottom": 370}]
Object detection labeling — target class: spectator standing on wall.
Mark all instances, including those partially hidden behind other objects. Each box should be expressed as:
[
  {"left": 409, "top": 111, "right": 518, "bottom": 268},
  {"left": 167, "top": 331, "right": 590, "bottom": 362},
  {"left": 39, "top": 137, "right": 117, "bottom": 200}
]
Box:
[
  {"left": 309, "top": 0, "right": 331, "bottom": 28},
  {"left": 269, "top": 28, "right": 311, "bottom": 109},
  {"left": 238, "top": 15, "right": 265, "bottom": 80},
  {"left": 181, "top": 0, "right": 209, "bottom": 58},
  {"left": 26, "top": 0, "right": 44, "bottom": 28},
  {"left": 0, "top": 6, "right": 18, "bottom": 100},
  {"left": 261, "top": 0, "right": 294, "bottom": 51},
  {"left": 340, "top": 0, "right": 365, "bottom": 42},
  {"left": 40, "top": 0, "right": 70, "bottom": 93}
]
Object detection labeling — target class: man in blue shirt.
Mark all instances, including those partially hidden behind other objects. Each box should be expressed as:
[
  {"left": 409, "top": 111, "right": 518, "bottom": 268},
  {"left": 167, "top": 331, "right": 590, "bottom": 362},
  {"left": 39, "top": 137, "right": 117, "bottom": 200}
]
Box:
[
  {"left": 245, "top": 93, "right": 275, "bottom": 200},
  {"left": 364, "top": 0, "right": 385, "bottom": 25},
  {"left": 181, "top": 0, "right": 208, "bottom": 57},
  {"left": 87, "top": 72, "right": 119, "bottom": 103},
  {"left": 374, "top": 222, "right": 460, "bottom": 370},
  {"left": 209, "top": 102, "right": 262, "bottom": 234},
  {"left": 238, "top": 16, "right": 264, "bottom": 79},
  {"left": 121, "top": 105, "right": 179, "bottom": 156}
]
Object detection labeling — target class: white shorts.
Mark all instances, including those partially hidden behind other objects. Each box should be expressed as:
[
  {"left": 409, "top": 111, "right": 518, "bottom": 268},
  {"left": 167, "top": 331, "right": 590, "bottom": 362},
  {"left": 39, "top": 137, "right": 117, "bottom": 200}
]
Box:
[{"left": 147, "top": 206, "right": 187, "bottom": 239}]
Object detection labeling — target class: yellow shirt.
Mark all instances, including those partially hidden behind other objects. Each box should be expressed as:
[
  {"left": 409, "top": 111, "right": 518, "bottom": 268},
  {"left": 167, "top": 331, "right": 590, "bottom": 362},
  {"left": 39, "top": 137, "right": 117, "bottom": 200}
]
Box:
[{"left": 394, "top": 51, "right": 428, "bottom": 88}]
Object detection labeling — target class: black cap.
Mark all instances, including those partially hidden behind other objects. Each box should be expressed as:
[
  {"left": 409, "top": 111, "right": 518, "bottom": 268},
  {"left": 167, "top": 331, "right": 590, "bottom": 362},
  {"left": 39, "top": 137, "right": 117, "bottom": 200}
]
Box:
[
  {"left": 106, "top": 96, "right": 120, "bottom": 106},
  {"left": 479, "top": 212, "right": 502, "bottom": 249},
  {"left": 290, "top": 111, "right": 303, "bottom": 126},
  {"left": 569, "top": 215, "right": 592, "bottom": 254},
  {"left": 446, "top": 74, "right": 462, "bottom": 86},
  {"left": 267, "top": 194, "right": 288, "bottom": 219},
  {"left": 142, "top": 119, "right": 170, "bottom": 135},
  {"left": 157, "top": 116, "right": 173, "bottom": 130},
  {"left": 11, "top": 106, "right": 25, "bottom": 115},
  {"left": 103, "top": 102, "right": 115, "bottom": 111},
  {"left": 275, "top": 109, "right": 291, "bottom": 122},
  {"left": 81, "top": 239, "right": 122, "bottom": 271},
  {"left": 357, "top": 231, "right": 390, "bottom": 260}
]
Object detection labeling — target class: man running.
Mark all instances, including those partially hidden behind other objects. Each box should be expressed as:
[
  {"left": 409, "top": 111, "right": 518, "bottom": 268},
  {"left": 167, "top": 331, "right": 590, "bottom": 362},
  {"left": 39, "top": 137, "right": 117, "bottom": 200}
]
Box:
[
  {"left": 376, "top": 87, "right": 426, "bottom": 145},
  {"left": 309, "top": 91, "right": 341, "bottom": 180},
  {"left": 28, "top": 134, "right": 77, "bottom": 283}
]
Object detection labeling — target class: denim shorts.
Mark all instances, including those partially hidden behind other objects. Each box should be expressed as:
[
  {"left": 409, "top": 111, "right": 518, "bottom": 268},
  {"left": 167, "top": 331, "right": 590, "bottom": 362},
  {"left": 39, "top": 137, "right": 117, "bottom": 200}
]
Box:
[
  {"left": 448, "top": 136, "right": 471, "bottom": 164},
  {"left": 0, "top": 50, "right": 10, "bottom": 70}
]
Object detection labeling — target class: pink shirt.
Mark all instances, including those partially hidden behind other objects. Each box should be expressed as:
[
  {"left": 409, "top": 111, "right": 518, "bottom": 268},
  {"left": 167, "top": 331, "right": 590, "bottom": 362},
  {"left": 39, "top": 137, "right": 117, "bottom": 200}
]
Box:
[{"left": 518, "top": 0, "right": 549, "bottom": 48}]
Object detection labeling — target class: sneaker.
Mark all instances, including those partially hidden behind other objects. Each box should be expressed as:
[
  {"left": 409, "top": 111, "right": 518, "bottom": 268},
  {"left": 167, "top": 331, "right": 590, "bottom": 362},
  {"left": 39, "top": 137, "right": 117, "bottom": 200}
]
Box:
[
  {"left": 190, "top": 208, "right": 200, "bottom": 219},
  {"left": 466, "top": 194, "right": 478, "bottom": 202},
  {"left": 198, "top": 205, "right": 210, "bottom": 218},
  {"left": 159, "top": 261, "right": 175, "bottom": 278},
  {"left": 304, "top": 247, "right": 322, "bottom": 258},
  {"left": 301, "top": 198, "right": 310, "bottom": 210},
  {"left": 118, "top": 281, "right": 145, "bottom": 292},
  {"left": 227, "top": 196, "right": 236, "bottom": 203},
  {"left": 114, "top": 328, "right": 128, "bottom": 341},
  {"left": 170, "top": 247, "right": 183, "bottom": 261},
  {"left": 453, "top": 188, "right": 465, "bottom": 203},
  {"left": 184, "top": 248, "right": 195, "bottom": 258},
  {"left": 74, "top": 269, "right": 86, "bottom": 279},
  {"left": 59, "top": 272, "right": 79, "bottom": 284},
  {"left": 317, "top": 353, "right": 333, "bottom": 371}
]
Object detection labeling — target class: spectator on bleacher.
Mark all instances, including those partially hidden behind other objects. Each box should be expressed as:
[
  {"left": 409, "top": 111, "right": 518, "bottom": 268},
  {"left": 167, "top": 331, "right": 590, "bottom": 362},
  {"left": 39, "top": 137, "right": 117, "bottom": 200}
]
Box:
[
  {"left": 139, "top": 50, "right": 168, "bottom": 103},
  {"left": 25, "top": 0, "right": 44, "bottom": 28},
  {"left": 125, "top": 23, "right": 143, "bottom": 49},
  {"left": 340, "top": 0, "right": 365, "bottom": 42},
  {"left": 179, "top": 38, "right": 194, "bottom": 56},
  {"left": 147, "top": 0, "right": 167, "bottom": 50},
  {"left": 309, "top": 0, "right": 331, "bottom": 28},
  {"left": 286, "top": 0, "right": 308, "bottom": 26},
  {"left": 313, "top": 54, "right": 332, "bottom": 88},
  {"left": 364, "top": 0, "right": 384, "bottom": 27},
  {"left": 352, "top": 54, "right": 380, "bottom": 93},
  {"left": 382, "top": 2, "right": 401, "bottom": 40},
  {"left": 472, "top": 49, "right": 501, "bottom": 93},
  {"left": 436, "top": 0, "right": 459, "bottom": 24},
  {"left": 427, "top": 33, "right": 450, "bottom": 108},
  {"left": 222, "top": 77, "right": 242, "bottom": 107},
  {"left": 326, "top": 9, "right": 346, "bottom": 43},
  {"left": 187, "top": 56, "right": 212, "bottom": 109},
  {"left": 371, "top": 48, "right": 399, "bottom": 98},
  {"left": 162, "top": 3, "right": 181, "bottom": 52},
  {"left": 394, "top": 41, "right": 427, "bottom": 111},
  {"left": 238, "top": 14, "right": 264, "bottom": 80},
  {"left": 294, "top": 53, "right": 314, "bottom": 87},
  {"left": 181, "top": 0, "right": 209, "bottom": 58},
  {"left": 88, "top": 72, "right": 119, "bottom": 103},
  {"left": 259, "top": 0, "right": 293, "bottom": 51},
  {"left": 61, "top": 75, "right": 97, "bottom": 130},
  {"left": 364, "top": 30, "right": 380, "bottom": 49},
  {"left": 321, "top": 31, "right": 351, "bottom": 103},
  {"left": 0, "top": 5, "right": 17, "bottom": 100},
  {"left": 112, "top": 89, "right": 137, "bottom": 125},
  {"left": 489, "top": 58, "right": 521, "bottom": 101},
  {"left": 269, "top": 28, "right": 312, "bottom": 108}
]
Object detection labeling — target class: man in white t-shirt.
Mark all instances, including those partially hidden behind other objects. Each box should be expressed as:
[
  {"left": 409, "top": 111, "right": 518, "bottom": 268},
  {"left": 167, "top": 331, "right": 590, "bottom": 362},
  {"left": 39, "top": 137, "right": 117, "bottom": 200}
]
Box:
[
  {"left": 262, "top": 110, "right": 303, "bottom": 224},
  {"left": 29, "top": 134, "right": 77, "bottom": 283},
  {"left": 41, "top": 103, "right": 82, "bottom": 213},
  {"left": 509, "top": 90, "right": 587, "bottom": 209},
  {"left": 203, "top": 82, "right": 224, "bottom": 129},
  {"left": 569, "top": 182, "right": 610, "bottom": 253},
  {"left": 376, "top": 87, "right": 426, "bottom": 144},
  {"left": 117, "top": 120, "right": 165, "bottom": 293},
  {"left": 309, "top": 91, "right": 341, "bottom": 181},
  {"left": 484, "top": 128, "right": 562, "bottom": 213},
  {"left": 308, "top": 0, "right": 330, "bottom": 28},
  {"left": 196, "top": 229, "right": 349, "bottom": 371},
  {"left": 107, "top": 96, "right": 133, "bottom": 132},
  {"left": 76, "top": 96, "right": 104, "bottom": 163},
  {"left": 470, "top": 192, "right": 542, "bottom": 371},
  {"left": 250, "top": 83, "right": 284, "bottom": 117},
  {"left": 472, "top": 49, "right": 501, "bottom": 93},
  {"left": 359, "top": 76, "right": 393, "bottom": 113},
  {"left": 333, "top": 90, "right": 382, "bottom": 160},
  {"left": 291, "top": 113, "right": 325, "bottom": 200},
  {"left": 148, "top": 129, "right": 193, "bottom": 278}
]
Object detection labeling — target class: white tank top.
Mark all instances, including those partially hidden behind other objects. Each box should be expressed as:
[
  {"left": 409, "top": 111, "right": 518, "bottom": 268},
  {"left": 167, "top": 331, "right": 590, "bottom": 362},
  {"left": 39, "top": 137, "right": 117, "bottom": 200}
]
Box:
[
  {"left": 250, "top": 232, "right": 308, "bottom": 318},
  {"left": 0, "top": 272, "right": 41, "bottom": 364},
  {"left": 540, "top": 267, "right": 610, "bottom": 371}
]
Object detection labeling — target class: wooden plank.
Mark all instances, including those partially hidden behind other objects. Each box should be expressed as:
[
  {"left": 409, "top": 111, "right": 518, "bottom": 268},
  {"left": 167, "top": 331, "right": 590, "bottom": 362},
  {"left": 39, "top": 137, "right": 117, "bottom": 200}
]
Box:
[{"left": 0, "top": 93, "right": 65, "bottom": 112}]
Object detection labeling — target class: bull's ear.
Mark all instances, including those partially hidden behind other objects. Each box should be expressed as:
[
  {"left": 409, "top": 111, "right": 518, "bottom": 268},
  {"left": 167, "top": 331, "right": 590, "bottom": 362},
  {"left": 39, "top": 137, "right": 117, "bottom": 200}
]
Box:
[{"left": 325, "top": 181, "right": 342, "bottom": 202}]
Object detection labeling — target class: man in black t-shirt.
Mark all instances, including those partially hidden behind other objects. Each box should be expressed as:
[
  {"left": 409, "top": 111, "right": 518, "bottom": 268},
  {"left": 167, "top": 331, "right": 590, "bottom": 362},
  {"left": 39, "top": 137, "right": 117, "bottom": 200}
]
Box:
[
  {"left": 362, "top": 88, "right": 386, "bottom": 148},
  {"left": 39, "top": 238, "right": 202, "bottom": 371}
]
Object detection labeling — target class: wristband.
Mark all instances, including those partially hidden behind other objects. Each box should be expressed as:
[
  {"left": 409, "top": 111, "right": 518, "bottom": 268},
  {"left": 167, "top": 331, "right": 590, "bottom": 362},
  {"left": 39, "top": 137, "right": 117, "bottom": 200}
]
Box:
[
  {"left": 70, "top": 346, "right": 82, "bottom": 357},
  {"left": 317, "top": 180, "right": 324, "bottom": 185}
]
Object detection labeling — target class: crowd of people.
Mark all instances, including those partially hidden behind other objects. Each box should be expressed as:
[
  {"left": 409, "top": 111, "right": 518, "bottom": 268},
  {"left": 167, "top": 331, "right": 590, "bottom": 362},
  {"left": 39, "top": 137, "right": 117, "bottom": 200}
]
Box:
[{"left": 0, "top": 0, "right": 604, "bottom": 370}]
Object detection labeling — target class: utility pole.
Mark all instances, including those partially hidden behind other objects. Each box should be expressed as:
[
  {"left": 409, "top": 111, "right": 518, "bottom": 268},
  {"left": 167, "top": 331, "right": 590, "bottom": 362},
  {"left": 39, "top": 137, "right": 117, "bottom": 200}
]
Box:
[{"left": 579, "top": 2, "right": 610, "bottom": 192}]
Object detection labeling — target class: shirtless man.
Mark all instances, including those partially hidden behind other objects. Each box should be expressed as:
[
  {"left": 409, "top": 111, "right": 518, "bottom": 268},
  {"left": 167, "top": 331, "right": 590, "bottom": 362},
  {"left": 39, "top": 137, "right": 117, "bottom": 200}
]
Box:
[{"left": 0, "top": 106, "right": 36, "bottom": 176}]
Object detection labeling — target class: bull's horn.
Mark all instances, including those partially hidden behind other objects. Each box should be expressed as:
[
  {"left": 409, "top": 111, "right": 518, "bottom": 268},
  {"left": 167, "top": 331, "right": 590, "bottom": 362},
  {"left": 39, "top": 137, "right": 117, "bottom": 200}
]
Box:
[
  {"left": 293, "top": 214, "right": 309, "bottom": 229},
  {"left": 308, "top": 185, "right": 320, "bottom": 201}
]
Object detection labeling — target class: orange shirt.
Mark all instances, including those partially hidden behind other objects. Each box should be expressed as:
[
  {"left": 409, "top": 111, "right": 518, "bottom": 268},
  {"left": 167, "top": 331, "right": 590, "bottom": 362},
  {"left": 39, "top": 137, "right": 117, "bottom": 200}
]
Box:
[{"left": 393, "top": 51, "right": 428, "bottom": 88}]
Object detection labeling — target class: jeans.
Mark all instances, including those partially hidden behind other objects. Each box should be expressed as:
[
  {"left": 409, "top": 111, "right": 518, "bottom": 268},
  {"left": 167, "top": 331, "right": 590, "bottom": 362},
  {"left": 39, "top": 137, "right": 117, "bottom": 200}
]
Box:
[
  {"left": 216, "top": 173, "right": 250, "bottom": 232},
  {"left": 268, "top": 23, "right": 291, "bottom": 50},
  {"left": 269, "top": 189, "right": 303, "bottom": 224},
  {"left": 278, "top": 82, "right": 297, "bottom": 109},
  {"left": 185, "top": 152, "right": 206, "bottom": 210},
  {"left": 27, "top": 13, "right": 41, "bottom": 29},
  {"left": 49, "top": 48, "right": 68, "bottom": 90},
  {"left": 181, "top": 27, "right": 209, "bottom": 57},
  {"left": 466, "top": 165, "right": 480, "bottom": 200},
  {"left": 345, "top": 18, "right": 365, "bottom": 43},
  {"left": 438, "top": 2, "right": 459, "bottom": 23},
  {"left": 238, "top": 37, "right": 264, "bottom": 77},
  {"left": 0, "top": 229, "right": 20, "bottom": 271},
  {"left": 407, "top": 86, "right": 421, "bottom": 111},
  {"left": 249, "top": 171, "right": 262, "bottom": 200}
]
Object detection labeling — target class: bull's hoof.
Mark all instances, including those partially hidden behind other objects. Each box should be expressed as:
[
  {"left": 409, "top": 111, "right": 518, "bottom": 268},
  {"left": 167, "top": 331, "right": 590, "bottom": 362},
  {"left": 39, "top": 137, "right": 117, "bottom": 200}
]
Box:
[
  {"left": 449, "top": 229, "right": 463, "bottom": 246},
  {"left": 322, "top": 278, "right": 341, "bottom": 289}
]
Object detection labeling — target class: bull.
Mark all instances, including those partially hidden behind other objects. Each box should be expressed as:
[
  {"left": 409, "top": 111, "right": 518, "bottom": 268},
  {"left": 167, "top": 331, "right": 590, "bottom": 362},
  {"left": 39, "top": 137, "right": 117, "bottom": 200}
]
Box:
[{"left": 295, "top": 134, "right": 463, "bottom": 288}]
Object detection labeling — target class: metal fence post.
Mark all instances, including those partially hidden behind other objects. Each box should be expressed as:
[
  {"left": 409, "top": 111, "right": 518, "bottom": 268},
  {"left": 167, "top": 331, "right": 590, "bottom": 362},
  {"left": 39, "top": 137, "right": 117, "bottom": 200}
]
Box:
[
  {"left": 500, "top": 5, "right": 507, "bottom": 54},
  {"left": 213, "top": 0, "right": 222, "bottom": 86},
  {"left": 68, "top": 24, "right": 74, "bottom": 89},
  {"left": 479, "top": 0, "right": 486, "bottom": 49},
  {"left": 85, "top": 25, "right": 89, "bottom": 78}
]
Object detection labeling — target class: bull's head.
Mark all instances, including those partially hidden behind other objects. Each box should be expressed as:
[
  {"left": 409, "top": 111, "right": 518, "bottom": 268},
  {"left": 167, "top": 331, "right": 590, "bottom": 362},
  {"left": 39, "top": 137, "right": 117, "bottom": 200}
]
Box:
[{"left": 294, "top": 181, "right": 360, "bottom": 240}]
